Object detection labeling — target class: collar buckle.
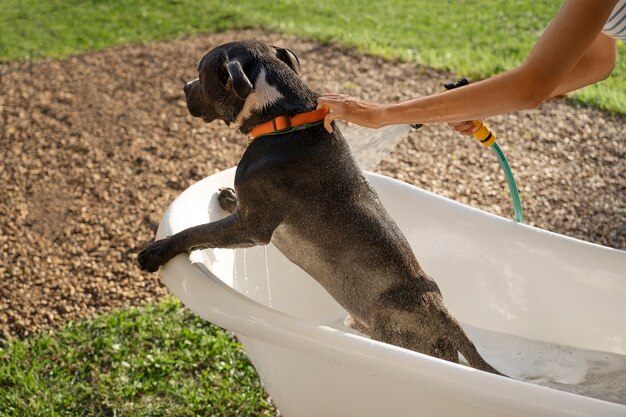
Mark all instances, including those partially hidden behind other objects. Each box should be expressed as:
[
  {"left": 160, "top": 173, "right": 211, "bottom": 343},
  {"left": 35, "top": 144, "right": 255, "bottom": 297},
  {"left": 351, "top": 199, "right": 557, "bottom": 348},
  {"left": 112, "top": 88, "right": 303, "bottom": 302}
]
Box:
[{"left": 272, "top": 116, "right": 292, "bottom": 133}]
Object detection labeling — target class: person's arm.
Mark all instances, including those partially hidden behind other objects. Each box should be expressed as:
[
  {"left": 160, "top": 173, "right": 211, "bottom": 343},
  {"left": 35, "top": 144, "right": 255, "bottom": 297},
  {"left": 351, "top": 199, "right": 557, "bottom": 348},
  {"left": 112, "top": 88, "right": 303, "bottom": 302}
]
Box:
[
  {"left": 548, "top": 31, "right": 616, "bottom": 97},
  {"left": 448, "top": 32, "right": 617, "bottom": 136},
  {"left": 317, "top": 0, "right": 619, "bottom": 133},
  {"left": 451, "top": 31, "right": 617, "bottom": 136}
]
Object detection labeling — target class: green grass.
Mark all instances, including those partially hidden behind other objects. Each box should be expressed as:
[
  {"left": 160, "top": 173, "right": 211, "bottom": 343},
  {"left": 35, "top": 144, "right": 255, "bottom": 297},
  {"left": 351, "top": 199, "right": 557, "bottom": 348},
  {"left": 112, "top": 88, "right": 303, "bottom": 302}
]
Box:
[
  {"left": 0, "top": 0, "right": 624, "bottom": 113},
  {"left": 0, "top": 0, "right": 623, "bottom": 412},
  {"left": 0, "top": 300, "right": 275, "bottom": 417}
]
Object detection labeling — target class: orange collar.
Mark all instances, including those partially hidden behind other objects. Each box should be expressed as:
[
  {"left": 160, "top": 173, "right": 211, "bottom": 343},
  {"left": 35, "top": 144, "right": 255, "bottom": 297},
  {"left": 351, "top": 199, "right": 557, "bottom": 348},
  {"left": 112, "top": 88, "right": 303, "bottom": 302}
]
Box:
[{"left": 249, "top": 108, "right": 329, "bottom": 139}]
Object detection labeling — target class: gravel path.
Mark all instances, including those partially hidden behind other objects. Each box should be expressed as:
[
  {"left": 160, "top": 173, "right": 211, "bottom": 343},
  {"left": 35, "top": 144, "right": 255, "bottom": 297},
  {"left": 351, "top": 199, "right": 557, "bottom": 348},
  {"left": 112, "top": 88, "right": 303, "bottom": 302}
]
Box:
[{"left": 1, "top": 29, "right": 624, "bottom": 338}]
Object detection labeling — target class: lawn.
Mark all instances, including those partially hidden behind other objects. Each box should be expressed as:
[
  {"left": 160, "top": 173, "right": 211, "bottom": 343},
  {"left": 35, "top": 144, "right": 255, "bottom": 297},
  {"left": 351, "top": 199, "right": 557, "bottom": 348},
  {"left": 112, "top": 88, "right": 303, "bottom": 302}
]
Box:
[
  {"left": 1, "top": 0, "right": 624, "bottom": 113},
  {"left": 0, "top": 300, "right": 275, "bottom": 417}
]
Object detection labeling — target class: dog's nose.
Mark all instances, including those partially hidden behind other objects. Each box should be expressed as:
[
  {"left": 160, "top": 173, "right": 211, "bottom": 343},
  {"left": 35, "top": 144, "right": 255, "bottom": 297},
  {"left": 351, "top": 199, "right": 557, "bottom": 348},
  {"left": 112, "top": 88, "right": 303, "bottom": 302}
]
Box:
[{"left": 183, "top": 78, "right": 198, "bottom": 95}]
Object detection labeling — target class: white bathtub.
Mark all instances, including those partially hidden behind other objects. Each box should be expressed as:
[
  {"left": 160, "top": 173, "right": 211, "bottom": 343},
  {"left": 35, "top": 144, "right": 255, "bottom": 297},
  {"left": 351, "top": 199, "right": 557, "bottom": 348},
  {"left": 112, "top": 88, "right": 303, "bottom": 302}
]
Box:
[{"left": 156, "top": 167, "right": 626, "bottom": 417}]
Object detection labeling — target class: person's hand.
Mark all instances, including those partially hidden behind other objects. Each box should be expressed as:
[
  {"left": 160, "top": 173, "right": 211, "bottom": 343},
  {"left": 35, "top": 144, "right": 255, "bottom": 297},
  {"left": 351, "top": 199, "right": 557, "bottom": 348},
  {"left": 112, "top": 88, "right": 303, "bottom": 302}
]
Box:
[
  {"left": 447, "top": 120, "right": 478, "bottom": 137},
  {"left": 317, "top": 94, "right": 383, "bottom": 133}
]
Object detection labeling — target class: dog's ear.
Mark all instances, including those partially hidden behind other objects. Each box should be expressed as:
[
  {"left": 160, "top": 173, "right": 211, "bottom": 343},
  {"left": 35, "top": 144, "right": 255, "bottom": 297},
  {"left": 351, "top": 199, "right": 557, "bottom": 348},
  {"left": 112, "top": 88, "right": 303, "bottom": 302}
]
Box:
[
  {"left": 226, "top": 60, "right": 253, "bottom": 100},
  {"left": 274, "top": 47, "right": 300, "bottom": 75}
]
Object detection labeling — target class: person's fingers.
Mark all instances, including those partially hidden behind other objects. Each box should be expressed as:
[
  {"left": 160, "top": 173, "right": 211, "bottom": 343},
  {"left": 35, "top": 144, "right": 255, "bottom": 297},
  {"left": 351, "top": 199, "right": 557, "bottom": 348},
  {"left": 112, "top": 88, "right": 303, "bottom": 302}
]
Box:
[
  {"left": 318, "top": 93, "right": 349, "bottom": 101},
  {"left": 458, "top": 124, "right": 476, "bottom": 136},
  {"left": 316, "top": 98, "right": 330, "bottom": 110},
  {"left": 318, "top": 95, "right": 351, "bottom": 133},
  {"left": 454, "top": 121, "right": 475, "bottom": 131},
  {"left": 318, "top": 94, "right": 379, "bottom": 131},
  {"left": 317, "top": 94, "right": 348, "bottom": 110},
  {"left": 455, "top": 126, "right": 475, "bottom": 136},
  {"left": 447, "top": 120, "right": 477, "bottom": 136},
  {"left": 323, "top": 112, "right": 339, "bottom": 133}
]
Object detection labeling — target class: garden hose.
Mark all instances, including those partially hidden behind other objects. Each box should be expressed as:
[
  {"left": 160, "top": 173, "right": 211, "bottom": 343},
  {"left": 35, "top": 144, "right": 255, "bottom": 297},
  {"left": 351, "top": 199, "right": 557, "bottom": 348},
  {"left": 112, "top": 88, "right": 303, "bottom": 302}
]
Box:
[{"left": 444, "top": 79, "right": 524, "bottom": 223}]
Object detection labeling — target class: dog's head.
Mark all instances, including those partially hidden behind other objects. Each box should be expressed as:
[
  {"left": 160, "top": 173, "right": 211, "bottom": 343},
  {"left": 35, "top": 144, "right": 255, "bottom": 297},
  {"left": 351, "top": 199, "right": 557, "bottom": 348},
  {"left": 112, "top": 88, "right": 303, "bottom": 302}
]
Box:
[{"left": 184, "top": 40, "right": 317, "bottom": 133}]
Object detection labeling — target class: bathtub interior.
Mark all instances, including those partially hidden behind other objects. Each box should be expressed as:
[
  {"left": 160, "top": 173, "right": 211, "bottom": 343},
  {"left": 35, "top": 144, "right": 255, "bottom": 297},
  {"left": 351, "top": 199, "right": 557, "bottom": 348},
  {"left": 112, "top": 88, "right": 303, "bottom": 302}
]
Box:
[
  {"left": 164, "top": 167, "right": 626, "bottom": 404},
  {"left": 193, "top": 243, "right": 346, "bottom": 323},
  {"left": 184, "top": 169, "right": 626, "bottom": 350}
]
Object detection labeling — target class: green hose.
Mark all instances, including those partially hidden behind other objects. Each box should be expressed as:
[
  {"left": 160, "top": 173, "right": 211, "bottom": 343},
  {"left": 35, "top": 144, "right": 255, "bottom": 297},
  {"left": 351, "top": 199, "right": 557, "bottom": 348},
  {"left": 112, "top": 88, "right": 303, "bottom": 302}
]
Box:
[
  {"left": 491, "top": 143, "right": 524, "bottom": 223},
  {"left": 444, "top": 78, "right": 524, "bottom": 223}
]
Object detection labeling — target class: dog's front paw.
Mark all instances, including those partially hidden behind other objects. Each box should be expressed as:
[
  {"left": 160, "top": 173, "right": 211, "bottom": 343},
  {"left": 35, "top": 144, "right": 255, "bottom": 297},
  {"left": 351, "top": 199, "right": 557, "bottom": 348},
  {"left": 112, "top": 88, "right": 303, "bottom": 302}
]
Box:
[
  {"left": 136, "top": 238, "right": 176, "bottom": 272},
  {"left": 217, "top": 187, "right": 238, "bottom": 213}
]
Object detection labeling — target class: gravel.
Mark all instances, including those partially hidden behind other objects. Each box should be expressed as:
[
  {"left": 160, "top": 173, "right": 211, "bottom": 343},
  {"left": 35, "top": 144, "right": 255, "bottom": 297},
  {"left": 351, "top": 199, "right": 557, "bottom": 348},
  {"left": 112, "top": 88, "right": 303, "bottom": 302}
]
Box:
[{"left": 1, "top": 29, "right": 624, "bottom": 339}]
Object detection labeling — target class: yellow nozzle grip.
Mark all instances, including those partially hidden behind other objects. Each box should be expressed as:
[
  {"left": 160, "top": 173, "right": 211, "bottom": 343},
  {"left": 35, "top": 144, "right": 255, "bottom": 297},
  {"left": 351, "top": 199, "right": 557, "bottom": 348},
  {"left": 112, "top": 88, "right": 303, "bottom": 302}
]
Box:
[{"left": 472, "top": 120, "right": 496, "bottom": 147}]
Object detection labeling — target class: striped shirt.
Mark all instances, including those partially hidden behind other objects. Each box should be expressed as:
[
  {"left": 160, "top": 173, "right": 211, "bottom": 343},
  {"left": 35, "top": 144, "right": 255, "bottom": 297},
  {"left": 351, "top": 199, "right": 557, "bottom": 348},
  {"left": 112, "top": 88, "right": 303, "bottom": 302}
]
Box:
[{"left": 604, "top": 0, "right": 626, "bottom": 40}]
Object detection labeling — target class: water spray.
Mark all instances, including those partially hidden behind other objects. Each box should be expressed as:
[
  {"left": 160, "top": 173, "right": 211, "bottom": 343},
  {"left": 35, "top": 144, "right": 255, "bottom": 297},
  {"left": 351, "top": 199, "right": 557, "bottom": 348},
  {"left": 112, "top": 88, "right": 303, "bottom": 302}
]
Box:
[{"left": 342, "top": 78, "right": 524, "bottom": 223}]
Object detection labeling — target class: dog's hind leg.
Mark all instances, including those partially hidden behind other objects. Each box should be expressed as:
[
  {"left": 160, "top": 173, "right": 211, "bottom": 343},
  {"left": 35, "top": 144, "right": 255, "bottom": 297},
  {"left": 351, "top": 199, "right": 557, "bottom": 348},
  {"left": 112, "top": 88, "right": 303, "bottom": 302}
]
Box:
[
  {"left": 370, "top": 308, "right": 461, "bottom": 364},
  {"left": 431, "top": 337, "right": 459, "bottom": 363},
  {"left": 344, "top": 314, "right": 370, "bottom": 335},
  {"left": 369, "top": 310, "right": 433, "bottom": 356}
]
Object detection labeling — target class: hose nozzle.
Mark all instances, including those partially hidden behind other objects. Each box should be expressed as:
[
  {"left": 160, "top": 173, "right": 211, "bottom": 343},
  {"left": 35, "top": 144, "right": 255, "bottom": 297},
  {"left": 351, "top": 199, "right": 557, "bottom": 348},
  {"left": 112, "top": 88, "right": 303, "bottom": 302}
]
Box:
[
  {"left": 444, "top": 78, "right": 496, "bottom": 147},
  {"left": 472, "top": 120, "right": 496, "bottom": 147}
]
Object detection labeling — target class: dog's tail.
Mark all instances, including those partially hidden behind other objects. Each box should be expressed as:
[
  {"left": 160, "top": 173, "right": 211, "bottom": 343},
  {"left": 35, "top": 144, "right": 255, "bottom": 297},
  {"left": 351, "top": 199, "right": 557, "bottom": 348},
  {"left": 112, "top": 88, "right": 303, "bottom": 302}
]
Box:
[{"left": 446, "top": 317, "right": 507, "bottom": 377}]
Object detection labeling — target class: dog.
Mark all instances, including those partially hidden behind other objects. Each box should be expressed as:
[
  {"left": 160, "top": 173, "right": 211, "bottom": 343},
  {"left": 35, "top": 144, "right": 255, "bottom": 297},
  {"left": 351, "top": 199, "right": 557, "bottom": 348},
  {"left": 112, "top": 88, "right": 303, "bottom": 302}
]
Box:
[{"left": 136, "top": 40, "right": 502, "bottom": 375}]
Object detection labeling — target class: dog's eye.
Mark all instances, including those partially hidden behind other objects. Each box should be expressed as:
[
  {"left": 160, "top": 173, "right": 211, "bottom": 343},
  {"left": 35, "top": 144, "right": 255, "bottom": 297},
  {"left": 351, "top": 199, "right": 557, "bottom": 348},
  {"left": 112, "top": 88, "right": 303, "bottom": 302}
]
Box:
[{"left": 218, "top": 65, "right": 229, "bottom": 86}]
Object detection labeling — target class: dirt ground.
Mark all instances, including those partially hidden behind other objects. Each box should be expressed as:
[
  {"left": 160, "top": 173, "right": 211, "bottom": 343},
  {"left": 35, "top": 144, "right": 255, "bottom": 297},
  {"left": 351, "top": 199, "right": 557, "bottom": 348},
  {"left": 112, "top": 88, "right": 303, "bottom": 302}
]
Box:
[{"left": 0, "top": 29, "right": 624, "bottom": 339}]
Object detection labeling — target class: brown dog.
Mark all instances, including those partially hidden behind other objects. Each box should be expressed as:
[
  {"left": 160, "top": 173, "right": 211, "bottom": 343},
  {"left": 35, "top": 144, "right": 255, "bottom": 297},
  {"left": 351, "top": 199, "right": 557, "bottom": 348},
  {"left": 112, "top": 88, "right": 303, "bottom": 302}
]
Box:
[{"left": 137, "top": 40, "right": 503, "bottom": 375}]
